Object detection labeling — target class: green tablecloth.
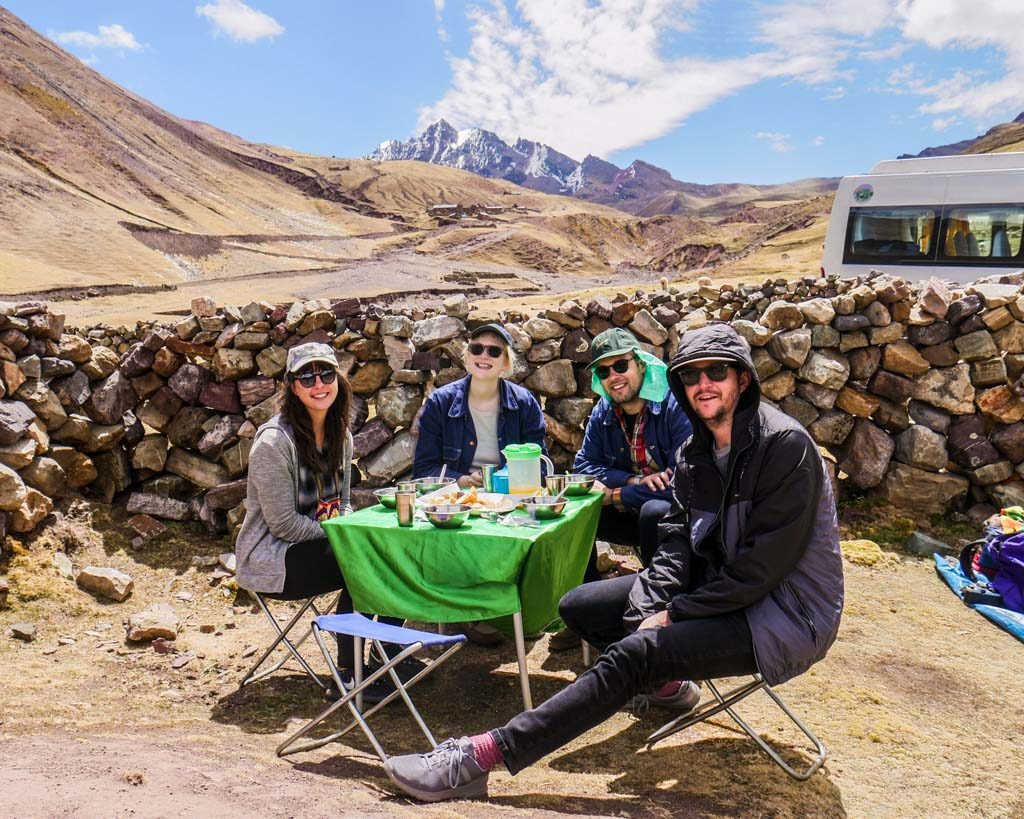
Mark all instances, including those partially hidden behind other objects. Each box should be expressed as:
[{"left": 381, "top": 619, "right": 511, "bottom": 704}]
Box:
[{"left": 322, "top": 493, "right": 602, "bottom": 635}]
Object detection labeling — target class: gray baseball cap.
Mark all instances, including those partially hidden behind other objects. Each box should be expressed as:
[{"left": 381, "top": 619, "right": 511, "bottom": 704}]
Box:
[{"left": 286, "top": 342, "right": 339, "bottom": 377}]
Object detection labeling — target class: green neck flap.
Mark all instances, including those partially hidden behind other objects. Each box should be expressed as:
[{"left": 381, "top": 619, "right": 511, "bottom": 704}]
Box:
[{"left": 591, "top": 349, "right": 670, "bottom": 404}]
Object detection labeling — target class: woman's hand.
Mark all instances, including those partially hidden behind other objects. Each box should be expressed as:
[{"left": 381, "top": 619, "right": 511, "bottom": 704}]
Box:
[{"left": 458, "top": 472, "right": 483, "bottom": 488}]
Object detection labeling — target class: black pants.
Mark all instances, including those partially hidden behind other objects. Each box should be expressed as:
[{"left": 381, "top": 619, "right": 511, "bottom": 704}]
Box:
[
  {"left": 493, "top": 574, "right": 759, "bottom": 774},
  {"left": 583, "top": 498, "right": 671, "bottom": 582},
  {"left": 264, "top": 537, "right": 401, "bottom": 672}
]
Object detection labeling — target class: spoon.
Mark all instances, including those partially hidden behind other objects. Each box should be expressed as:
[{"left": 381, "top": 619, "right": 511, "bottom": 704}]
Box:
[{"left": 438, "top": 464, "right": 447, "bottom": 483}]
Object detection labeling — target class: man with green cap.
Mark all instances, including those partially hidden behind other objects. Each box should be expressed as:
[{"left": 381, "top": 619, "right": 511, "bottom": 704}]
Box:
[{"left": 550, "top": 328, "right": 692, "bottom": 652}]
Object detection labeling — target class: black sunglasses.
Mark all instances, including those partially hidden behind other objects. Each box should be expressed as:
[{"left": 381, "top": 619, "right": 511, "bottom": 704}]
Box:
[
  {"left": 595, "top": 357, "right": 634, "bottom": 380},
  {"left": 294, "top": 368, "right": 337, "bottom": 388},
  {"left": 677, "top": 363, "right": 732, "bottom": 386},
  {"left": 469, "top": 342, "right": 504, "bottom": 358}
]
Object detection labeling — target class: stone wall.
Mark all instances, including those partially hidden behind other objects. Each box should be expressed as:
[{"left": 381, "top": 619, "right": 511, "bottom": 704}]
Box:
[{"left": 2, "top": 269, "right": 1024, "bottom": 543}]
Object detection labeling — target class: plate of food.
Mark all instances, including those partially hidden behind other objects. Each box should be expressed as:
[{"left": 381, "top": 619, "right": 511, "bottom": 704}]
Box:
[{"left": 416, "top": 485, "right": 517, "bottom": 516}]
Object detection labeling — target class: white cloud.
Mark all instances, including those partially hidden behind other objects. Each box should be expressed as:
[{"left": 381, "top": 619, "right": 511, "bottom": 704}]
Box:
[
  {"left": 422, "top": 0, "right": 1024, "bottom": 159},
  {"left": 893, "top": 0, "right": 1024, "bottom": 122},
  {"left": 860, "top": 42, "right": 908, "bottom": 61},
  {"left": 931, "top": 116, "right": 957, "bottom": 131},
  {"left": 433, "top": 0, "right": 448, "bottom": 42},
  {"left": 53, "top": 23, "right": 141, "bottom": 51},
  {"left": 756, "top": 131, "right": 793, "bottom": 153},
  {"left": 811, "top": 135, "right": 825, "bottom": 147},
  {"left": 196, "top": 0, "right": 284, "bottom": 43}
]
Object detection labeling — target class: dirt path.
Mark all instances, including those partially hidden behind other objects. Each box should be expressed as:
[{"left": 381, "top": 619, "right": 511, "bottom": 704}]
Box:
[{"left": 2, "top": 502, "right": 1024, "bottom": 817}]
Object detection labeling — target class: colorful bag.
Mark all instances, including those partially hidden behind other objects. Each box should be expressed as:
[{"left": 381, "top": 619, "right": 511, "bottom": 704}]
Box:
[
  {"left": 960, "top": 532, "right": 1024, "bottom": 614},
  {"left": 313, "top": 470, "right": 344, "bottom": 523},
  {"left": 993, "top": 533, "right": 1024, "bottom": 613}
]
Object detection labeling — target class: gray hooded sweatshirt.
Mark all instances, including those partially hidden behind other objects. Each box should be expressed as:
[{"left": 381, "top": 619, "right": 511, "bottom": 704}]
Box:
[{"left": 235, "top": 415, "right": 352, "bottom": 594}]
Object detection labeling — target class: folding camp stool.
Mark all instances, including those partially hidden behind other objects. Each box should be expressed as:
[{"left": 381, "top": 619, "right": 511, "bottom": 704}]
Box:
[
  {"left": 276, "top": 614, "right": 466, "bottom": 761},
  {"left": 646, "top": 674, "right": 827, "bottom": 781},
  {"left": 239, "top": 590, "right": 345, "bottom": 693}
]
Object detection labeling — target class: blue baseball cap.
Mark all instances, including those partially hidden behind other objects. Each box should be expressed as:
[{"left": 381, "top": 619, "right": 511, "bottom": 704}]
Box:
[{"left": 469, "top": 323, "right": 514, "bottom": 347}]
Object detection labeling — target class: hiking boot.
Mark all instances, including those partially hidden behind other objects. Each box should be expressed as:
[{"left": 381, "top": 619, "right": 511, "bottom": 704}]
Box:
[
  {"left": 456, "top": 621, "right": 506, "bottom": 646},
  {"left": 385, "top": 737, "right": 489, "bottom": 802},
  {"left": 325, "top": 671, "right": 391, "bottom": 705},
  {"left": 368, "top": 652, "right": 430, "bottom": 684},
  {"left": 628, "top": 680, "right": 701, "bottom": 716},
  {"left": 548, "top": 627, "right": 581, "bottom": 652}
]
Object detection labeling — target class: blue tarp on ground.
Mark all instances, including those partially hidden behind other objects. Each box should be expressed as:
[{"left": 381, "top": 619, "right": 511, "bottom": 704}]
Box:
[{"left": 933, "top": 553, "right": 1024, "bottom": 645}]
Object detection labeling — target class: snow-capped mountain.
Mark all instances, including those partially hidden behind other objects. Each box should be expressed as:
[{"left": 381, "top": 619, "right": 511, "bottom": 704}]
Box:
[
  {"left": 371, "top": 119, "right": 579, "bottom": 194},
  {"left": 369, "top": 120, "right": 838, "bottom": 216}
]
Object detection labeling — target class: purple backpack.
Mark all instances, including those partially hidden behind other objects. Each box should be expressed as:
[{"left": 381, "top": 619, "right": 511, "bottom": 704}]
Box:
[{"left": 993, "top": 533, "right": 1024, "bottom": 613}]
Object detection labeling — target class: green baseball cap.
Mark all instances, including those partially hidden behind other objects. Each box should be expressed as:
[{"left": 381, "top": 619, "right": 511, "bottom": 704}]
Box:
[{"left": 587, "top": 327, "right": 643, "bottom": 369}]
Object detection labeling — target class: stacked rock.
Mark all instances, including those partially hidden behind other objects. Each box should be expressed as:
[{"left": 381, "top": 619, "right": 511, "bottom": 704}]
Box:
[{"left": 3, "top": 269, "right": 1024, "bottom": 543}]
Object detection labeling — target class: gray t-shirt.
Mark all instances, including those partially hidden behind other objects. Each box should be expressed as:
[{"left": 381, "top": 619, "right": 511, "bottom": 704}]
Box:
[
  {"left": 470, "top": 405, "right": 500, "bottom": 469},
  {"left": 714, "top": 443, "right": 731, "bottom": 477}
]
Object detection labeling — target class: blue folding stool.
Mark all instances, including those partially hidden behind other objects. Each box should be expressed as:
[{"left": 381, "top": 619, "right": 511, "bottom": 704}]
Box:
[{"left": 276, "top": 613, "right": 467, "bottom": 762}]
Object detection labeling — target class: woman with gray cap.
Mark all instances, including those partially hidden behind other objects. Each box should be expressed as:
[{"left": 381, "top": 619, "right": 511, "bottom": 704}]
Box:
[{"left": 236, "top": 341, "right": 399, "bottom": 701}]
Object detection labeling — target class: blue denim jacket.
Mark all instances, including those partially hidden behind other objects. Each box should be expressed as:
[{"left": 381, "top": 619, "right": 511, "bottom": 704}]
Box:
[
  {"left": 412, "top": 376, "right": 548, "bottom": 480},
  {"left": 572, "top": 392, "right": 692, "bottom": 512}
]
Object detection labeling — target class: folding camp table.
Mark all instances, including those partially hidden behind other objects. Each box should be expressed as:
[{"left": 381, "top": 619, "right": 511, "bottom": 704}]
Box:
[{"left": 322, "top": 491, "right": 602, "bottom": 709}]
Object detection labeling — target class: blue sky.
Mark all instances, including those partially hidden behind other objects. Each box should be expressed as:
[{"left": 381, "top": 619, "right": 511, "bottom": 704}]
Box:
[{"left": 5, "top": 1, "right": 1024, "bottom": 185}]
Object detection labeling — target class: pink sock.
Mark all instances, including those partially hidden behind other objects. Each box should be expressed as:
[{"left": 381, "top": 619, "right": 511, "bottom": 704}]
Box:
[
  {"left": 469, "top": 732, "right": 503, "bottom": 772},
  {"left": 653, "top": 680, "right": 682, "bottom": 698}
]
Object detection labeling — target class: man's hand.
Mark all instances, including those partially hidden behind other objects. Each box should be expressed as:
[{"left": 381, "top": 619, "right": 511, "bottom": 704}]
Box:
[
  {"left": 638, "top": 610, "right": 671, "bottom": 631},
  {"left": 458, "top": 472, "right": 483, "bottom": 488},
  {"left": 637, "top": 468, "right": 673, "bottom": 492},
  {"left": 601, "top": 486, "right": 614, "bottom": 506}
]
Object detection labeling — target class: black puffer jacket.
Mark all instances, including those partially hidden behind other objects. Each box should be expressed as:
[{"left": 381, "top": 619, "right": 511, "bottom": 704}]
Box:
[{"left": 624, "top": 323, "right": 844, "bottom": 685}]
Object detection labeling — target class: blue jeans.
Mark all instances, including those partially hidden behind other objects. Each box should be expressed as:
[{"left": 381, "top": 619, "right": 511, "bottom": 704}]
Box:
[{"left": 493, "top": 574, "right": 758, "bottom": 774}]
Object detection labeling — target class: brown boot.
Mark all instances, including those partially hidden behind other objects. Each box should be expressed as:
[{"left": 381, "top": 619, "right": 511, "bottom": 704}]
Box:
[{"left": 548, "top": 627, "right": 581, "bottom": 652}]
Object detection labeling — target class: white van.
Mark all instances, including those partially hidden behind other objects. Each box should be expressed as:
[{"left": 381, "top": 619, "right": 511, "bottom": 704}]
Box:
[{"left": 821, "top": 151, "right": 1024, "bottom": 282}]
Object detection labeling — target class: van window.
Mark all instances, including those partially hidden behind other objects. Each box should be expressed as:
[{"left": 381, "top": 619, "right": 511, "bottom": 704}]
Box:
[
  {"left": 941, "top": 205, "right": 1024, "bottom": 260},
  {"left": 844, "top": 207, "right": 938, "bottom": 264}
]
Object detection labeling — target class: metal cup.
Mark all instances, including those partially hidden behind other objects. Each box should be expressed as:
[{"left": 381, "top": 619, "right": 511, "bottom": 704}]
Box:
[
  {"left": 397, "top": 480, "right": 417, "bottom": 492},
  {"left": 481, "top": 464, "right": 498, "bottom": 493},
  {"left": 544, "top": 473, "right": 568, "bottom": 496},
  {"left": 395, "top": 490, "right": 417, "bottom": 527}
]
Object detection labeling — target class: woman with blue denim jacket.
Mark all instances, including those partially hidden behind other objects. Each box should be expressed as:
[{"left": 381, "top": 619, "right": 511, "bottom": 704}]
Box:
[{"left": 413, "top": 324, "right": 548, "bottom": 488}]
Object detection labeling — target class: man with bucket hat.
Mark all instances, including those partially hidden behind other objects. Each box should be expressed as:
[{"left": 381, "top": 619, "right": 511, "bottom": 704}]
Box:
[{"left": 549, "top": 328, "right": 692, "bottom": 651}]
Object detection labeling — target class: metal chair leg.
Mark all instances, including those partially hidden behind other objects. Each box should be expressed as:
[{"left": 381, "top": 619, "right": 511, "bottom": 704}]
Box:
[
  {"left": 512, "top": 611, "right": 533, "bottom": 710},
  {"left": 646, "top": 675, "right": 828, "bottom": 781},
  {"left": 239, "top": 591, "right": 343, "bottom": 690}
]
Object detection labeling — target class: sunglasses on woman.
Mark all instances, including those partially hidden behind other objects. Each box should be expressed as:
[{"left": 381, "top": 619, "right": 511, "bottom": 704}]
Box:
[
  {"left": 294, "top": 368, "right": 337, "bottom": 388},
  {"left": 594, "top": 357, "right": 634, "bottom": 380},
  {"left": 469, "top": 342, "right": 504, "bottom": 358},
  {"left": 677, "top": 363, "right": 732, "bottom": 386}
]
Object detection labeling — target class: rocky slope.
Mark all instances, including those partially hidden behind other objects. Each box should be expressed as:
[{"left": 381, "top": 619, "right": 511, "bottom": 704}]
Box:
[
  {"left": 899, "top": 112, "right": 1024, "bottom": 158},
  {"left": 370, "top": 119, "right": 839, "bottom": 216}
]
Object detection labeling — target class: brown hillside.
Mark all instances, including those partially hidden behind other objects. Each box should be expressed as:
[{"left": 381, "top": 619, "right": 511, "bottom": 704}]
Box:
[{"left": 0, "top": 6, "right": 836, "bottom": 322}]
